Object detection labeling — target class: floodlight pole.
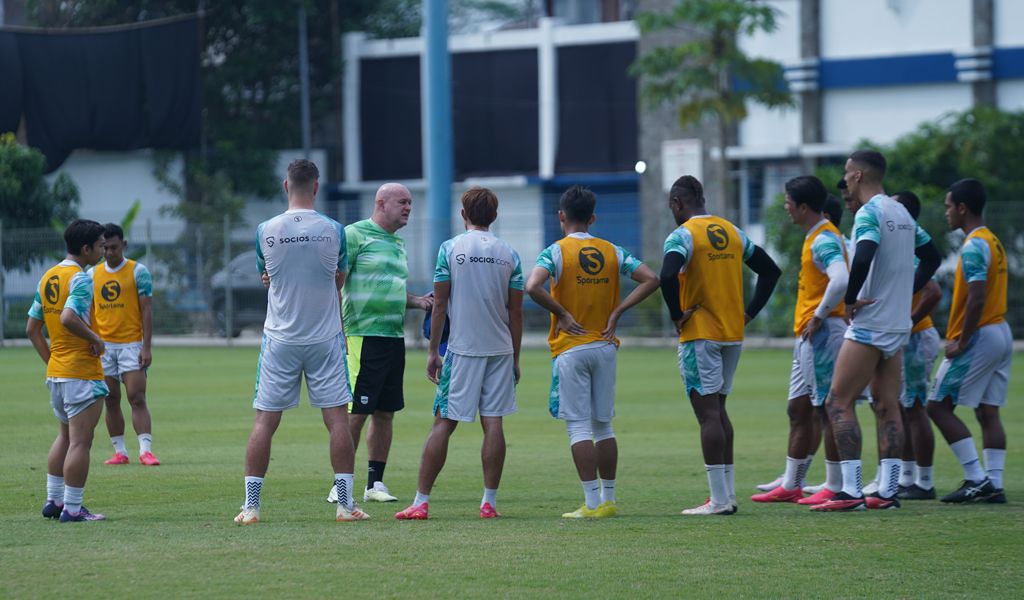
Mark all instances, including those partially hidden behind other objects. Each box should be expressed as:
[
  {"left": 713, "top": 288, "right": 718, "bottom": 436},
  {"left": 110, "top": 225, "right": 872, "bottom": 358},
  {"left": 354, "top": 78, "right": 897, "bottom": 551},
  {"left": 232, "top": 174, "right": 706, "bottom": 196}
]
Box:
[
  {"left": 423, "top": 0, "right": 453, "bottom": 257},
  {"left": 299, "top": 3, "right": 312, "bottom": 159}
]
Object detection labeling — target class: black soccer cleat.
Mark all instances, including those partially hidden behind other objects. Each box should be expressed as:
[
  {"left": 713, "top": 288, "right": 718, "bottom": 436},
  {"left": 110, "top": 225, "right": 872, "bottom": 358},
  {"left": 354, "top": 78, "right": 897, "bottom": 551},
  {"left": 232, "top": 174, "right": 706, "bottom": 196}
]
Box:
[
  {"left": 940, "top": 479, "right": 996, "bottom": 503},
  {"left": 898, "top": 484, "right": 937, "bottom": 500},
  {"left": 981, "top": 489, "right": 1007, "bottom": 504}
]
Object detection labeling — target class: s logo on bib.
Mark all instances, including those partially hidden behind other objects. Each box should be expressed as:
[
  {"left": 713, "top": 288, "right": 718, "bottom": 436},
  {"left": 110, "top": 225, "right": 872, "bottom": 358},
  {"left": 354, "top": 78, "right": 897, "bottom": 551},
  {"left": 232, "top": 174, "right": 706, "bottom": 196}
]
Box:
[
  {"left": 578, "top": 247, "right": 605, "bottom": 275},
  {"left": 45, "top": 276, "right": 60, "bottom": 304},
  {"left": 101, "top": 281, "right": 122, "bottom": 302},
  {"left": 706, "top": 224, "right": 730, "bottom": 251}
]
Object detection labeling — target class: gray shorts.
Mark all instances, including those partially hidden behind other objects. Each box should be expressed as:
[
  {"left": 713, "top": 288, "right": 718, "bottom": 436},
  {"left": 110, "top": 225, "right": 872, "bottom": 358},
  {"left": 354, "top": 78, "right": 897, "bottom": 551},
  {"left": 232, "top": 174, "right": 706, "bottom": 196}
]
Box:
[
  {"left": 433, "top": 352, "right": 517, "bottom": 422},
  {"left": 844, "top": 326, "right": 910, "bottom": 360},
  {"left": 253, "top": 333, "right": 352, "bottom": 412},
  {"left": 677, "top": 340, "right": 742, "bottom": 397},
  {"left": 47, "top": 378, "right": 109, "bottom": 424},
  {"left": 929, "top": 321, "right": 1012, "bottom": 408},
  {"left": 901, "top": 327, "right": 940, "bottom": 407},
  {"left": 548, "top": 343, "right": 617, "bottom": 422},
  {"left": 788, "top": 317, "right": 846, "bottom": 406},
  {"left": 102, "top": 341, "right": 145, "bottom": 379}
]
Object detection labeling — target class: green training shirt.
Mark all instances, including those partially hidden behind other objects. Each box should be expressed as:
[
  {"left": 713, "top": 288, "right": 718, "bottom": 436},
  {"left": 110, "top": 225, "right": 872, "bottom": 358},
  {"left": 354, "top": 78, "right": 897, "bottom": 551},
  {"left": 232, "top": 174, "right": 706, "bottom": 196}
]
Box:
[{"left": 342, "top": 218, "right": 409, "bottom": 337}]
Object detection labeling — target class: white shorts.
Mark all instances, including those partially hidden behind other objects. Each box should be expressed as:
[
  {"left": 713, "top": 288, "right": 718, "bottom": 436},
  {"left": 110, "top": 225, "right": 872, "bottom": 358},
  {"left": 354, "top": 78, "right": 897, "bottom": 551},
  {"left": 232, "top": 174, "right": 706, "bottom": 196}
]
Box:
[
  {"left": 929, "top": 321, "right": 1012, "bottom": 408},
  {"left": 47, "top": 378, "right": 109, "bottom": 424},
  {"left": 253, "top": 333, "right": 352, "bottom": 412},
  {"left": 101, "top": 341, "right": 145, "bottom": 379},
  {"left": 788, "top": 317, "right": 846, "bottom": 406},
  {"left": 844, "top": 326, "right": 909, "bottom": 360},
  {"left": 901, "top": 327, "right": 940, "bottom": 407},
  {"left": 433, "top": 352, "right": 517, "bottom": 422},
  {"left": 678, "top": 340, "right": 742, "bottom": 397},
  {"left": 548, "top": 343, "right": 617, "bottom": 422}
]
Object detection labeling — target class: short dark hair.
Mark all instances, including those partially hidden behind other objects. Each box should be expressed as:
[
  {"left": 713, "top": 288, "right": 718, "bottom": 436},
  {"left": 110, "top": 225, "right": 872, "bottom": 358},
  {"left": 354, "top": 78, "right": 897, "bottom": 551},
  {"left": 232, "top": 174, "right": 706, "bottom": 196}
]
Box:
[
  {"left": 103, "top": 222, "right": 125, "bottom": 241},
  {"left": 670, "top": 175, "right": 704, "bottom": 208},
  {"left": 287, "top": 159, "right": 319, "bottom": 190},
  {"left": 785, "top": 175, "right": 827, "bottom": 213},
  {"left": 823, "top": 194, "right": 843, "bottom": 228},
  {"left": 461, "top": 186, "right": 498, "bottom": 227},
  {"left": 849, "top": 149, "right": 887, "bottom": 182},
  {"left": 64, "top": 219, "right": 105, "bottom": 255},
  {"left": 892, "top": 190, "right": 921, "bottom": 220},
  {"left": 559, "top": 185, "right": 596, "bottom": 223},
  {"left": 948, "top": 178, "right": 986, "bottom": 215}
]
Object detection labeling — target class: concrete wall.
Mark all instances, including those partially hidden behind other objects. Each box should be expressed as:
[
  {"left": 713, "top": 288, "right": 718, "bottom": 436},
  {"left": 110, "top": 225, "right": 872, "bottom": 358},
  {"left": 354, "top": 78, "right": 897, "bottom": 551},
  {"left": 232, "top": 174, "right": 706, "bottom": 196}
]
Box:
[{"left": 821, "top": 0, "right": 972, "bottom": 59}]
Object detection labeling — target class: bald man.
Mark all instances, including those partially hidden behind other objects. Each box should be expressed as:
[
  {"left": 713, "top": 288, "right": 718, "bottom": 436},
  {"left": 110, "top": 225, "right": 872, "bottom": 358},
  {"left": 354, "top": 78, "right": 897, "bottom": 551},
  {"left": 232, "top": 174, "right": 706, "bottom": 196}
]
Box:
[{"left": 326, "top": 183, "right": 433, "bottom": 505}]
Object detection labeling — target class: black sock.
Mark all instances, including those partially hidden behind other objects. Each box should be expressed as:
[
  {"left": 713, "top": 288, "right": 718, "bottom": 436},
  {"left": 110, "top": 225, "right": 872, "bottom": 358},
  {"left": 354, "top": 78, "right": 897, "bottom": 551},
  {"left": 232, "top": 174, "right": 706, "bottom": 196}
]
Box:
[{"left": 367, "top": 460, "right": 386, "bottom": 489}]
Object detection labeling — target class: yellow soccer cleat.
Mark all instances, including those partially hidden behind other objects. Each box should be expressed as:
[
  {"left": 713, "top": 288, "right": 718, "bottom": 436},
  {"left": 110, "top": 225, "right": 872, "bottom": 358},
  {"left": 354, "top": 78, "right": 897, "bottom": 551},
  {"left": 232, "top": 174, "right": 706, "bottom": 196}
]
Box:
[
  {"left": 593, "top": 501, "right": 618, "bottom": 517},
  {"left": 561, "top": 504, "right": 600, "bottom": 519}
]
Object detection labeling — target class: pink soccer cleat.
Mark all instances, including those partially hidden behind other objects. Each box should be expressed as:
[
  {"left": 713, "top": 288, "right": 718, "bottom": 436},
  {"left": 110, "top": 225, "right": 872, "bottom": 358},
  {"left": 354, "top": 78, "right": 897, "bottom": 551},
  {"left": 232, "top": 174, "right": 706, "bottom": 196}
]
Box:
[
  {"left": 798, "top": 488, "right": 838, "bottom": 506},
  {"left": 395, "top": 502, "right": 429, "bottom": 520},
  {"left": 480, "top": 502, "right": 502, "bottom": 519},
  {"left": 751, "top": 485, "right": 803, "bottom": 503},
  {"left": 105, "top": 452, "right": 129, "bottom": 465},
  {"left": 138, "top": 451, "right": 161, "bottom": 466}
]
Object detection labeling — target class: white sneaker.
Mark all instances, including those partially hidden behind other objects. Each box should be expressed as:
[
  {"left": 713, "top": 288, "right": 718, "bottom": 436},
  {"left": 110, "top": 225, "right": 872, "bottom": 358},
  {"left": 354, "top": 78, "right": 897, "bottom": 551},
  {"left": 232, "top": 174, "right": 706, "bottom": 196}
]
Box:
[
  {"left": 681, "top": 499, "right": 733, "bottom": 515},
  {"left": 756, "top": 475, "right": 783, "bottom": 492},
  {"left": 803, "top": 481, "right": 827, "bottom": 494},
  {"left": 326, "top": 485, "right": 338, "bottom": 503},
  {"left": 862, "top": 480, "right": 880, "bottom": 495},
  {"left": 363, "top": 481, "right": 398, "bottom": 502},
  {"left": 234, "top": 506, "right": 260, "bottom": 525},
  {"left": 336, "top": 503, "right": 370, "bottom": 522}
]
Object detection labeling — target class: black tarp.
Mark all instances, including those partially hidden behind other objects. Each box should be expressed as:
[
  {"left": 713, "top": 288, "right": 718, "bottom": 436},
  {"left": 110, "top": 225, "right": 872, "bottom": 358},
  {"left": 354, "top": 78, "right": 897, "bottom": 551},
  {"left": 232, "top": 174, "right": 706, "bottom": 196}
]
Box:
[
  {"left": 0, "top": 15, "right": 201, "bottom": 172},
  {"left": 360, "top": 55, "right": 423, "bottom": 181}
]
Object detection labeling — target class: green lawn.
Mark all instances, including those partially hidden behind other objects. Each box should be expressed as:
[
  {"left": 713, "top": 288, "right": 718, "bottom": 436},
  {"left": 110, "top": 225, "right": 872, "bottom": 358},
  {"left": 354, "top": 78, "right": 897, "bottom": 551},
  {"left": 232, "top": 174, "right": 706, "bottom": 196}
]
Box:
[{"left": 1, "top": 346, "right": 1021, "bottom": 598}]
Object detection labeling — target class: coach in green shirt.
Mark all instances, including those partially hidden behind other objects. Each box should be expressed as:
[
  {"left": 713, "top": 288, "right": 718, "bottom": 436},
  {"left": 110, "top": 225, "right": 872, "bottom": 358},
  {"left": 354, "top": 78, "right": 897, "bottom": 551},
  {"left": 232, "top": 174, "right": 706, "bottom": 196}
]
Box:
[{"left": 327, "top": 182, "right": 432, "bottom": 505}]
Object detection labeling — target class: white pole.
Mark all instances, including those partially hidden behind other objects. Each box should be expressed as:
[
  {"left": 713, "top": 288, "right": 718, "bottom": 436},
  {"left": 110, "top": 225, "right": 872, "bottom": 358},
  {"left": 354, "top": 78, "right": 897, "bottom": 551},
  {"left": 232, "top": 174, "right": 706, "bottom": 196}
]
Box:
[{"left": 538, "top": 17, "right": 558, "bottom": 180}]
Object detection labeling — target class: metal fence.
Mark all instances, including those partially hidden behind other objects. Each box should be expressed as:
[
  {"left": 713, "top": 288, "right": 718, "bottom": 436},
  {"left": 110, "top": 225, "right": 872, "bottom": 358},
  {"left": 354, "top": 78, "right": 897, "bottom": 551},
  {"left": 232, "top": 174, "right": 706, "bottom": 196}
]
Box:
[{"left": 2, "top": 202, "right": 1021, "bottom": 345}]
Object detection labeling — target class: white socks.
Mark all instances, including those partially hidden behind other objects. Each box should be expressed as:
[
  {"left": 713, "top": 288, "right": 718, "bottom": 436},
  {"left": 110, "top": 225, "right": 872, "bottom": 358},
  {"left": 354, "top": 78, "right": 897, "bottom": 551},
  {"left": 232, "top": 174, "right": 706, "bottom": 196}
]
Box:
[
  {"left": 899, "top": 461, "right": 916, "bottom": 488},
  {"left": 64, "top": 485, "right": 84, "bottom": 515},
  {"left": 581, "top": 479, "right": 601, "bottom": 510},
  {"left": 983, "top": 448, "right": 1006, "bottom": 489},
  {"left": 333, "top": 473, "right": 353, "bottom": 509},
  {"left": 46, "top": 474, "right": 65, "bottom": 503},
  {"left": 111, "top": 435, "right": 127, "bottom": 455},
  {"left": 877, "top": 458, "right": 901, "bottom": 499},
  {"left": 705, "top": 465, "right": 728, "bottom": 506},
  {"left": 414, "top": 491, "right": 430, "bottom": 506},
  {"left": 950, "top": 438, "right": 985, "bottom": 482},
  {"left": 481, "top": 488, "right": 497, "bottom": 508},
  {"left": 825, "top": 460, "right": 842, "bottom": 493},
  {"left": 916, "top": 465, "right": 934, "bottom": 490},
  {"left": 139, "top": 433, "right": 153, "bottom": 455},
  {"left": 782, "top": 457, "right": 802, "bottom": 491},
  {"left": 840, "top": 460, "right": 862, "bottom": 497},
  {"left": 601, "top": 479, "right": 616, "bottom": 504},
  {"left": 244, "top": 476, "right": 263, "bottom": 509},
  {"left": 724, "top": 464, "right": 735, "bottom": 501}
]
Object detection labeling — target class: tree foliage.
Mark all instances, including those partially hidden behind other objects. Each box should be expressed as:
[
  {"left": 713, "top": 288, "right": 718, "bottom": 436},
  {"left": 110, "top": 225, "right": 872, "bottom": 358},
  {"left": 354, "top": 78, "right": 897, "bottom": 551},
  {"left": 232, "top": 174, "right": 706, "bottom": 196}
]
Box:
[{"left": 0, "top": 133, "right": 80, "bottom": 271}]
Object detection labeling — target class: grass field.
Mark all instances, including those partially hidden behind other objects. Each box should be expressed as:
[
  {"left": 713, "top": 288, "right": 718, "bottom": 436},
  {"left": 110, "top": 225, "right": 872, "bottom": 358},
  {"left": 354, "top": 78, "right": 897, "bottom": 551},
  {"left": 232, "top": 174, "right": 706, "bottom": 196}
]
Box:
[{"left": 1, "top": 345, "right": 1022, "bottom": 598}]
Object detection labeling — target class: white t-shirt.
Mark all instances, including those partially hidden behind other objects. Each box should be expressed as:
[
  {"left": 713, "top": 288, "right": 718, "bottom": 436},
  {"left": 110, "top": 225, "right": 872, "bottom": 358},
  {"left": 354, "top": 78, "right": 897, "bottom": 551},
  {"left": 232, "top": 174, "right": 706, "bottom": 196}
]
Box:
[
  {"left": 256, "top": 209, "right": 346, "bottom": 345},
  {"left": 434, "top": 229, "right": 524, "bottom": 357},
  {"left": 850, "top": 195, "right": 931, "bottom": 333}
]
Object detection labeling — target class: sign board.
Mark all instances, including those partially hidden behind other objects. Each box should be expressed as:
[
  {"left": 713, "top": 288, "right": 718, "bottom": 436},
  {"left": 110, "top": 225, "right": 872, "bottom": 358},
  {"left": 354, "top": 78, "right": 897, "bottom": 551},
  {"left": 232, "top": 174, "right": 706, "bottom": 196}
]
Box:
[{"left": 661, "top": 138, "right": 703, "bottom": 192}]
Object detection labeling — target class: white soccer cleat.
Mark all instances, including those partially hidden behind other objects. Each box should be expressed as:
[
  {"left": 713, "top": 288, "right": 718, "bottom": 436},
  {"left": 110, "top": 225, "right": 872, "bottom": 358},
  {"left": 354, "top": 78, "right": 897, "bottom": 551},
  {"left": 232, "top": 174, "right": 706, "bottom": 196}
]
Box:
[
  {"left": 862, "top": 480, "right": 880, "bottom": 496},
  {"left": 326, "top": 485, "right": 338, "bottom": 503},
  {"left": 234, "top": 506, "right": 260, "bottom": 525},
  {"left": 803, "top": 481, "right": 827, "bottom": 494},
  {"left": 681, "top": 499, "right": 733, "bottom": 516},
  {"left": 336, "top": 503, "right": 371, "bottom": 522},
  {"left": 363, "top": 481, "right": 398, "bottom": 502},
  {"left": 756, "top": 475, "right": 784, "bottom": 492}
]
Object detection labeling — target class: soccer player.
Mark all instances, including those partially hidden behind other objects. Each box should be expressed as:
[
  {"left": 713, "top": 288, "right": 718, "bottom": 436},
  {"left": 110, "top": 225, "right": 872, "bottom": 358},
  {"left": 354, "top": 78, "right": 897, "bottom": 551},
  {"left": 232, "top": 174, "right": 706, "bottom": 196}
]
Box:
[
  {"left": 660, "top": 175, "right": 781, "bottom": 515},
  {"left": 326, "top": 182, "right": 433, "bottom": 505},
  {"left": 26, "top": 219, "right": 109, "bottom": 522},
  {"left": 395, "top": 187, "right": 523, "bottom": 520},
  {"left": 892, "top": 191, "right": 942, "bottom": 500},
  {"left": 811, "top": 150, "right": 941, "bottom": 512},
  {"left": 235, "top": 159, "right": 367, "bottom": 525},
  {"left": 525, "top": 185, "right": 659, "bottom": 519},
  {"left": 927, "top": 178, "right": 1011, "bottom": 504},
  {"left": 752, "top": 176, "right": 848, "bottom": 506},
  {"left": 91, "top": 223, "right": 159, "bottom": 466}
]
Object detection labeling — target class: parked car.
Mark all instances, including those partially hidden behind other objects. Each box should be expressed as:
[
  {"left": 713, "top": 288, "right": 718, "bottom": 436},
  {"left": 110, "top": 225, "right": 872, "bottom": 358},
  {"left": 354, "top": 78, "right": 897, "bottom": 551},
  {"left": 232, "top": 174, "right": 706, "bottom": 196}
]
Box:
[{"left": 209, "top": 250, "right": 267, "bottom": 337}]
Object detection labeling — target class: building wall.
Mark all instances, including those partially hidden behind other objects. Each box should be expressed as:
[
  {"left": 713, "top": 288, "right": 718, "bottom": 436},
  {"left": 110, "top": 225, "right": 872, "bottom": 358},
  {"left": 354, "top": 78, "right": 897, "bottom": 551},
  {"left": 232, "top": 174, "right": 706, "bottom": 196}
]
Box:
[
  {"left": 823, "top": 84, "right": 974, "bottom": 145},
  {"left": 820, "top": 0, "right": 972, "bottom": 59}
]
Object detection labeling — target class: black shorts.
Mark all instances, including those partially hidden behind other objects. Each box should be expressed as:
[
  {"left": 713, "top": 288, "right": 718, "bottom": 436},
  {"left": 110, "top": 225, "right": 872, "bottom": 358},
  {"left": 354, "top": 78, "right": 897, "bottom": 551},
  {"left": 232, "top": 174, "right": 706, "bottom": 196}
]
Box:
[{"left": 348, "top": 336, "right": 405, "bottom": 414}]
